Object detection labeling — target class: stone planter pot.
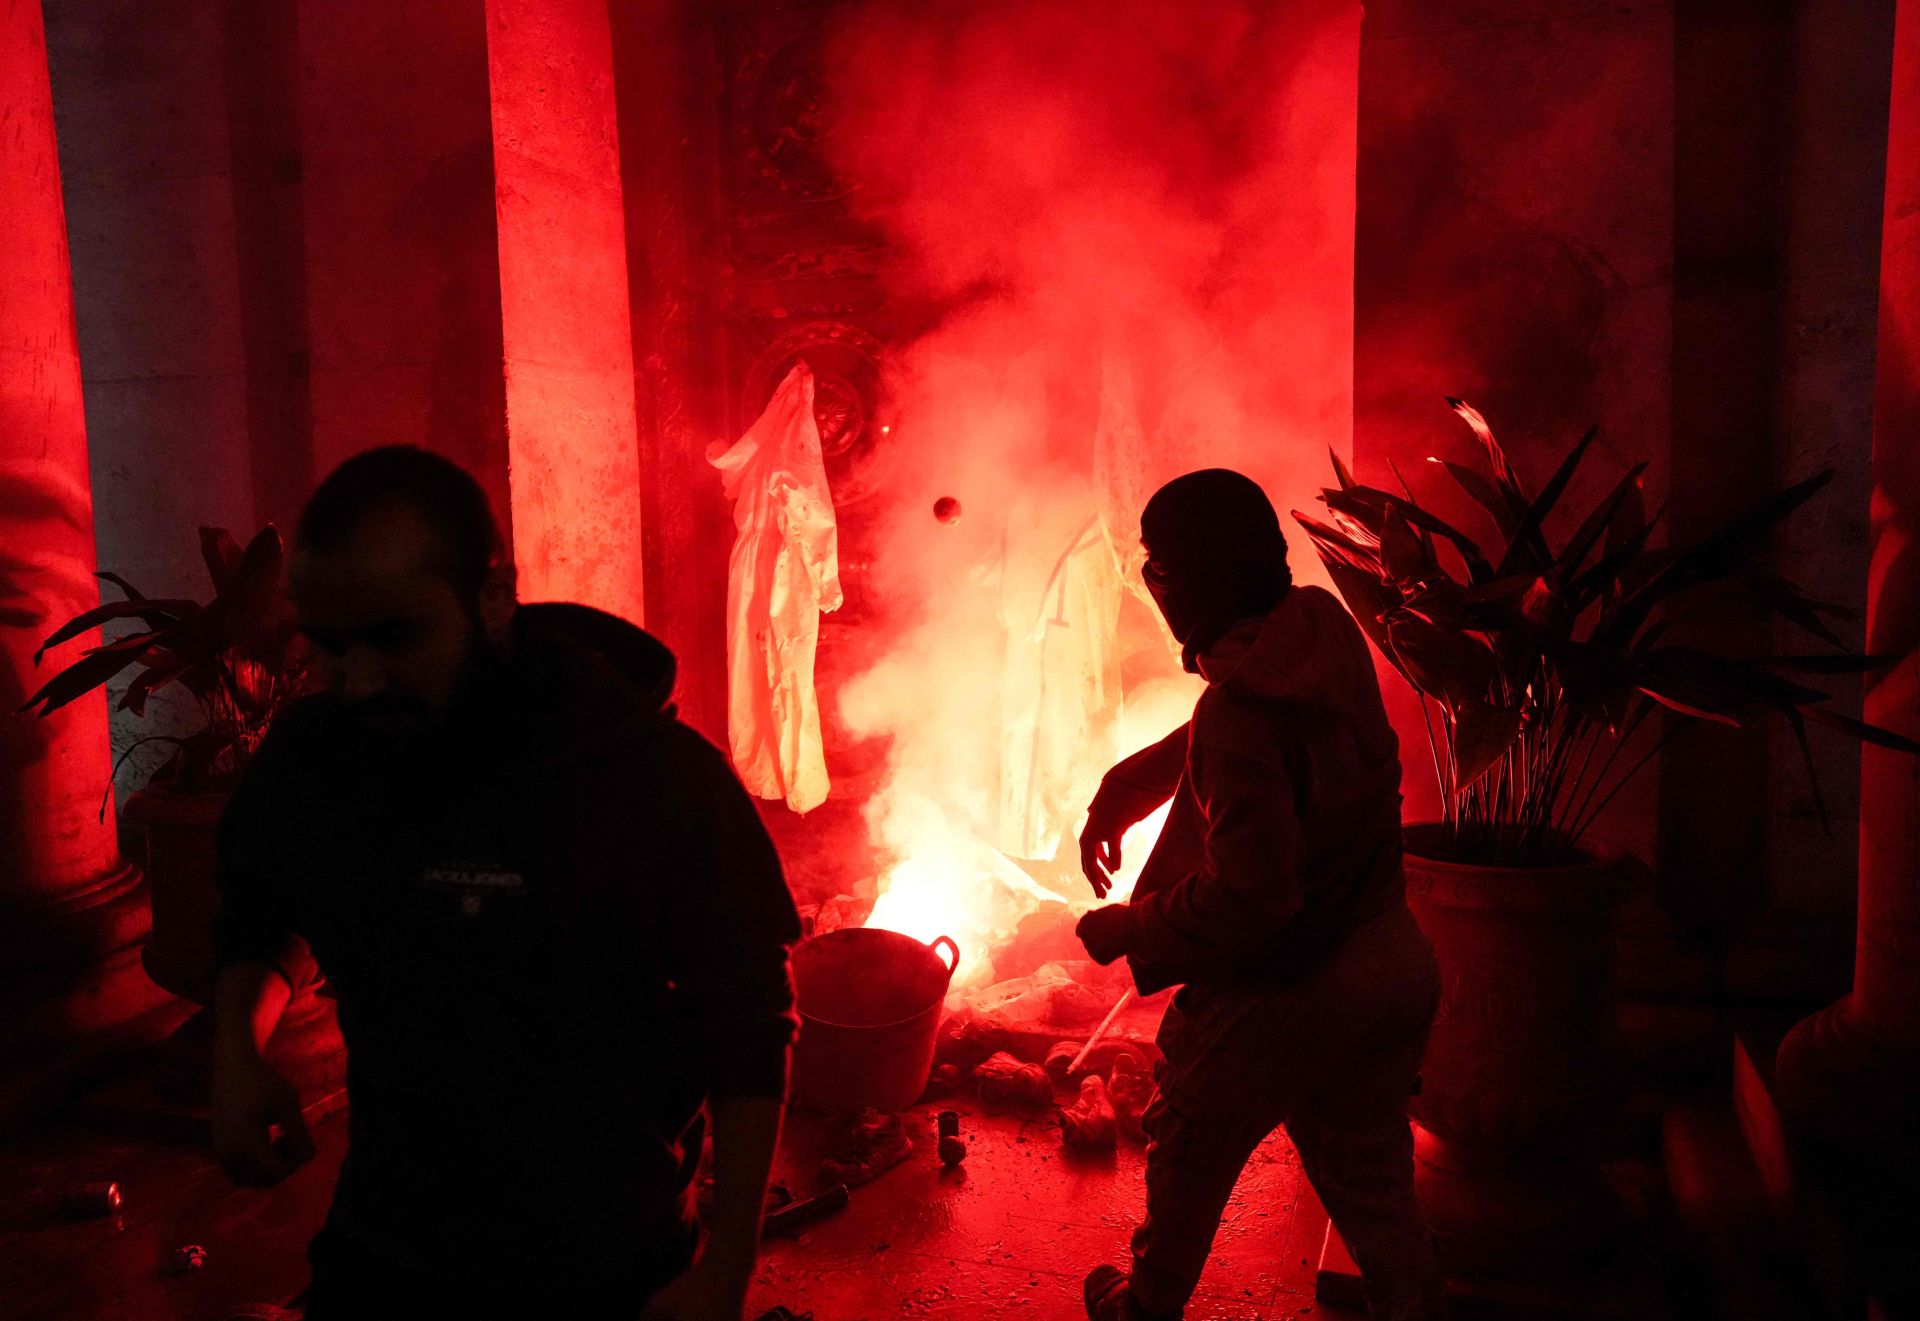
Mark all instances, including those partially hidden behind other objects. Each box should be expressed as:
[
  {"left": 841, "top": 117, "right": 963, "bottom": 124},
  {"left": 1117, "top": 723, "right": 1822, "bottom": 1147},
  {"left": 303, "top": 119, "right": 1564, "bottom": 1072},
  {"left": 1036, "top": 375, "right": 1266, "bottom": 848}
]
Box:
[
  {"left": 123, "top": 786, "right": 229, "bottom": 1005},
  {"left": 1402, "top": 824, "right": 1635, "bottom": 1277}
]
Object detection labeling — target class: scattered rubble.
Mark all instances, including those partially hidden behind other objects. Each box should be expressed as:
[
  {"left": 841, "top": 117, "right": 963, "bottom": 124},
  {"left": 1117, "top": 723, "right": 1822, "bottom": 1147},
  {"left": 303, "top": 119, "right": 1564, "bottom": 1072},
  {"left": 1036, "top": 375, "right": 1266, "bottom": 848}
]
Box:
[
  {"left": 1046, "top": 1037, "right": 1148, "bottom": 1086},
  {"left": 70, "top": 1181, "right": 121, "bottom": 1218},
  {"left": 974, "top": 1052, "right": 1053, "bottom": 1110},
  {"left": 818, "top": 1110, "right": 913, "bottom": 1189},
  {"left": 763, "top": 1184, "right": 850, "bottom": 1239},
  {"left": 166, "top": 1244, "right": 208, "bottom": 1274},
  {"left": 1058, "top": 1075, "right": 1118, "bottom": 1149},
  {"left": 936, "top": 1110, "right": 967, "bottom": 1167}
]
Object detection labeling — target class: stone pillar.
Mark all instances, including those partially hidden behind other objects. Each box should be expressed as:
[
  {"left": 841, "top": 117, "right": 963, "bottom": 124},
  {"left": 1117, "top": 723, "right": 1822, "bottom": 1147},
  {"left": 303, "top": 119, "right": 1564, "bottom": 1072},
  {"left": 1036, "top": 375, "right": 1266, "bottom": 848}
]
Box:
[
  {"left": 41, "top": 0, "right": 264, "bottom": 792},
  {"left": 488, "top": 0, "right": 645, "bottom": 622},
  {"left": 296, "top": 0, "right": 645, "bottom": 620},
  {"left": 1776, "top": 0, "right": 1920, "bottom": 1182},
  {"left": 609, "top": 0, "right": 731, "bottom": 739},
  {"left": 0, "top": 0, "right": 169, "bottom": 1089}
]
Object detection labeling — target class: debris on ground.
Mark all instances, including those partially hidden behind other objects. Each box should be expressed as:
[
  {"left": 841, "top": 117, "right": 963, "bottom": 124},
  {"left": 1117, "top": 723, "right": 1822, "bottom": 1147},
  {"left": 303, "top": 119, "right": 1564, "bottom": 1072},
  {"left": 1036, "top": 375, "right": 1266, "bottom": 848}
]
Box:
[
  {"left": 933, "top": 1009, "right": 1005, "bottom": 1074},
  {"left": 763, "top": 1184, "right": 850, "bottom": 1239},
  {"left": 1059, "top": 1074, "right": 1119, "bottom": 1149},
  {"left": 920, "top": 1062, "right": 964, "bottom": 1102},
  {"left": 936, "top": 1110, "right": 967, "bottom": 1167},
  {"left": 1108, "top": 1065, "right": 1154, "bottom": 1144},
  {"left": 165, "top": 1244, "right": 208, "bottom": 1274},
  {"left": 1047, "top": 1037, "right": 1149, "bottom": 1086},
  {"left": 956, "top": 962, "right": 1114, "bottom": 1032},
  {"left": 818, "top": 1110, "right": 913, "bottom": 1188},
  {"left": 974, "top": 1051, "right": 1053, "bottom": 1110},
  {"left": 69, "top": 1181, "right": 121, "bottom": 1218}
]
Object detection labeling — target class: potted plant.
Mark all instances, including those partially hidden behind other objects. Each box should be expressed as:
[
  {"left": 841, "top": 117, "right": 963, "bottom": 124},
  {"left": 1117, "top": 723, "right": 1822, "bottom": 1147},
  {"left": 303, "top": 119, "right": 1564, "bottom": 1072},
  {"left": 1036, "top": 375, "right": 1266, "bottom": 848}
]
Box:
[
  {"left": 21, "top": 526, "right": 305, "bottom": 1004},
  {"left": 1294, "top": 400, "right": 1920, "bottom": 1274}
]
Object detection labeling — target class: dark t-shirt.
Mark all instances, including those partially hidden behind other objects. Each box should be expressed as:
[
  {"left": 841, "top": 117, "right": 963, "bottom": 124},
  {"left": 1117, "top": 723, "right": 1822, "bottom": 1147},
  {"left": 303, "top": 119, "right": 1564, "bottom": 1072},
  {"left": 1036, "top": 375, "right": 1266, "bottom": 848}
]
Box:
[{"left": 214, "top": 608, "right": 800, "bottom": 1287}]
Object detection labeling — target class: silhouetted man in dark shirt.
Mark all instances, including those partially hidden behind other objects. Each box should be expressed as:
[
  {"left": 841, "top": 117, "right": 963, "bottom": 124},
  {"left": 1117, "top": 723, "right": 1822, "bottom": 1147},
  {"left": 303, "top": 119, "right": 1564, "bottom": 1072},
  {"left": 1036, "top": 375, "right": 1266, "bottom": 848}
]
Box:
[{"left": 211, "top": 447, "right": 799, "bottom": 1321}]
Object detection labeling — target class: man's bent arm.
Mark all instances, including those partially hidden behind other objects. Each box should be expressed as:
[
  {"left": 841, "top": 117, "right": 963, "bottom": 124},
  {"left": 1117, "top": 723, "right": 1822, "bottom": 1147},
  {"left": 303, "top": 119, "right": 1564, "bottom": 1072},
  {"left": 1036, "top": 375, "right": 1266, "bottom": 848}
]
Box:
[
  {"left": 703, "top": 1096, "right": 783, "bottom": 1274},
  {"left": 214, "top": 961, "right": 293, "bottom": 1061}
]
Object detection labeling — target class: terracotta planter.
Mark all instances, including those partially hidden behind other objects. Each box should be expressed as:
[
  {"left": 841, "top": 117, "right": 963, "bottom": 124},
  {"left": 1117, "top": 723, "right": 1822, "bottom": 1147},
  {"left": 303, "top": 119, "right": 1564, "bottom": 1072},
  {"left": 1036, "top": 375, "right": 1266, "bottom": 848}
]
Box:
[
  {"left": 1402, "top": 825, "right": 1635, "bottom": 1277},
  {"left": 123, "top": 786, "right": 229, "bottom": 1005}
]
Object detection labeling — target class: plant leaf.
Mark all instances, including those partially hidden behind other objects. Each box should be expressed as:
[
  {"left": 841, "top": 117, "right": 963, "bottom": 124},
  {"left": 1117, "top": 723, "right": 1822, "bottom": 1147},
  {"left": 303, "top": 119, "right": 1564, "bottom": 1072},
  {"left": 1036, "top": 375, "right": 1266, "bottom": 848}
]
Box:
[
  {"left": 1557, "top": 463, "right": 1649, "bottom": 588},
  {"left": 221, "top": 525, "right": 285, "bottom": 647},
  {"left": 33, "top": 599, "right": 199, "bottom": 665},
  {"left": 1294, "top": 510, "right": 1386, "bottom": 578},
  {"left": 1380, "top": 505, "right": 1434, "bottom": 585},
  {"left": 1428, "top": 458, "right": 1521, "bottom": 541},
  {"left": 1637, "top": 684, "right": 1742, "bottom": 726},
  {"left": 1322, "top": 486, "right": 1493, "bottom": 582},
  {"left": 1497, "top": 424, "right": 1597, "bottom": 576},
  {"left": 17, "top": 645, "right": 148, "bottom": 717},
  {"left": 1329, "top": 447, "right": 1356, "bottom": 492},
  {"left": 1447, "top": 397, "right": 1531, "bottom": 506},
  {"left": 1740, "top": 567, "right": 1850, "bottom": 649},
  {"left": 1749, "top": 653, "right": 1902, "bottom": 675},
  {"left": 119, "top": 661, "right": 192, "bottom": 716},
  {"left": 200, "top": 528, "right": 244, "bottom": 597},
  {"left": 93, "top": 571, "right": 148, "bottom": 601},
  {"left": 1778, "top": 705, "right": 1834, "bottom": 839},
  {"left": 1551, "top": 640, "right": 1636, "bottom": 730},
  {"left": 1384, "top": 607, "right": 1499, "bottom": 708},
  {"left": 1803, "top": 705, "right": 1920, "bottom": 756},
  {"left": 1448, "top": 700, "right": 1524, "bottom": 792},
  {"left": 1599, "top": 470, "right": 1836, "bottom": 646}
]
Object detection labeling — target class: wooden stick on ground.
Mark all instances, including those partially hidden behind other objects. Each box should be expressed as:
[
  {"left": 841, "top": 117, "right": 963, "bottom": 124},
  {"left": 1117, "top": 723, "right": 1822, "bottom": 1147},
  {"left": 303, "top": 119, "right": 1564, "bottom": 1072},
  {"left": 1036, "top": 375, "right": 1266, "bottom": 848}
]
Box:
[{"left": 1067, "top": 987, "right": 1134, "bottom": 1077}]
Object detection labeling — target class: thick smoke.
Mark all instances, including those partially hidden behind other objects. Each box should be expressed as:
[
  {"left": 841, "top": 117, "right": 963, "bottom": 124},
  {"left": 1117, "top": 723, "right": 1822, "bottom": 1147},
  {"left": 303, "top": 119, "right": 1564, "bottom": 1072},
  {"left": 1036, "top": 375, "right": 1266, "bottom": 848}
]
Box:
[{"left": 821, "top": 0, "right": 1361, "bottom": 976}]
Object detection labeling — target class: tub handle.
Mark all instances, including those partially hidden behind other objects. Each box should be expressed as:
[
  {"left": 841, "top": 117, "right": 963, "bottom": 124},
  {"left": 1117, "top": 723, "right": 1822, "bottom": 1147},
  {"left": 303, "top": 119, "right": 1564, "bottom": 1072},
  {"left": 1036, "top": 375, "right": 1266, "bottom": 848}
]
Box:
[{"left": 930, "top": 935, "right": 960, "bottom": 980}]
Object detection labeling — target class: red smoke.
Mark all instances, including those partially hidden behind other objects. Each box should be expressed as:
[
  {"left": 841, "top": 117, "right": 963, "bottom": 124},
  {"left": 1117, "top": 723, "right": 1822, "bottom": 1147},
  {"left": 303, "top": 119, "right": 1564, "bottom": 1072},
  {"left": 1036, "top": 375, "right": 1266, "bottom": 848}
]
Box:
[{"left": 818, "top": 0, "right": 1363, "bottom": 977}]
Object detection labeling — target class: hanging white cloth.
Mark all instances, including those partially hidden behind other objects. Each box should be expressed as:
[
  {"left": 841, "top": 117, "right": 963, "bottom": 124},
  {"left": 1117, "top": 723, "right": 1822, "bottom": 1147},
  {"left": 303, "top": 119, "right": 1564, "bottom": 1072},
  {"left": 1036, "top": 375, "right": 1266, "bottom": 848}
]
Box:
[{"left": 710, "top": 362, "right": 842, "bottom": 813}]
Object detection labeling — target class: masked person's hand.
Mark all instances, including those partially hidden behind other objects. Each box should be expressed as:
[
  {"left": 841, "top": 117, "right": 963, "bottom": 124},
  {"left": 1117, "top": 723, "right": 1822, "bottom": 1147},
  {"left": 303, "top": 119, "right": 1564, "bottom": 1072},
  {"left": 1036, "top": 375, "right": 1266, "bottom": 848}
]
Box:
[
  {"left": 210, "top": 1050, "right": 314, "bottom": 1187},
  {"left": 1076, "top": 905, "right": 1133, "bottom": 966},
  {"left": 1080, "top": 782, "right": 1146, "bottom": 899},
  {"left": 639, "top": 1255, "right": 751, "bottom": 1321}
]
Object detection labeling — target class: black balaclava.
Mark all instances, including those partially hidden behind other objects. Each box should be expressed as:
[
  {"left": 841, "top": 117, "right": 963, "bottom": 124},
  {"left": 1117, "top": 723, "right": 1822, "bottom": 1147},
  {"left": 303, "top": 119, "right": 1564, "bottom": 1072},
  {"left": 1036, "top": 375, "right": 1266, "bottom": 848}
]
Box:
[{"left": 1140, "top": 469, "right": 1293, "bottom": 674}]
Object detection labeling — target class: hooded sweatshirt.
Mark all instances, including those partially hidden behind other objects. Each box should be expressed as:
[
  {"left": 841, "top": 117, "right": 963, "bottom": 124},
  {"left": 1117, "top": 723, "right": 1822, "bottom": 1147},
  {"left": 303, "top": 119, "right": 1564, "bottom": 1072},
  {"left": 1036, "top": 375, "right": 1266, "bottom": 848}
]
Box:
[
  {"left": 213, "top": 604, "right": 800, "bottom": 1287},
  {"left": 1103, "top": 585, "right": 1406, "bottom": 995}
]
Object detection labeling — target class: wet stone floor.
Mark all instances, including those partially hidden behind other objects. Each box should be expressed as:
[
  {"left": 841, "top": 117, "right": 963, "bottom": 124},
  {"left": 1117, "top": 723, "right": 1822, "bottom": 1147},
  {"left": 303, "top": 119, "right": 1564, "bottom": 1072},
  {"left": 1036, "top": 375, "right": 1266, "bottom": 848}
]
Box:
[
  {"left": 747, "top": 1101, "right": 1354, "bottom": 1321},
  {"left": 0, "top": 1092, "right": 1353, "bottom": 1321}
]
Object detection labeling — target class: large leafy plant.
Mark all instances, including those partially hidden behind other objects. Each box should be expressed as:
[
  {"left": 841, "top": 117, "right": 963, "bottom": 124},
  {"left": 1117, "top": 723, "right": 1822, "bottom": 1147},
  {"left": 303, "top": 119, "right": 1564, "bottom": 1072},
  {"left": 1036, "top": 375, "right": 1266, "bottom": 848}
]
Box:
[
  {"left": 1294, "top": 399, "right": 1920, "bottom": 868},
  {"left": 20, "top": 527, "right": 305, "bottom": 801}
]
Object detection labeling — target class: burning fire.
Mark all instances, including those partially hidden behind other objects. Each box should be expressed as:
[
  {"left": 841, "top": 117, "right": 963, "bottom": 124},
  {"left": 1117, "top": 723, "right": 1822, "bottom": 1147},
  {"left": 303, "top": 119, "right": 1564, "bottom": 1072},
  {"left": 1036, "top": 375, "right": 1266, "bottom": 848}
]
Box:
[{"left": 858, "top": 677, "right": 1196, "bottom": 986}]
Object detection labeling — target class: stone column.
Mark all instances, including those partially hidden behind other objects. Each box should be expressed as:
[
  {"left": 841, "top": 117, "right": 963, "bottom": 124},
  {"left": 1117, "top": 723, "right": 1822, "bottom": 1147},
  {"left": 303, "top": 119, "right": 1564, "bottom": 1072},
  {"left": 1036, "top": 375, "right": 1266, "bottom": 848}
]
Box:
[
  {"left": 609, "top": 0, "right": 731, "bottom": 739},
  {"left": 1776, "top": 0, "right": 1920, "bottom": 1183},
  {"left": 296, "top": 0, "right": 645, "bottom": 621},
  {"left": 41, "top": 0, "right": 265, "bottom": 793},
  {"left": 0, "top": 0, "right": 169, "bottom": 1093}
]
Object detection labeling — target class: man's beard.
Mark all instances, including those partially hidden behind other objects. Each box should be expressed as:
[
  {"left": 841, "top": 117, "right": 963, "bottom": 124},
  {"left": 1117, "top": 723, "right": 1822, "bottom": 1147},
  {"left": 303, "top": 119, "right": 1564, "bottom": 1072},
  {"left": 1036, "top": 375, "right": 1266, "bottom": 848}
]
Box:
[{"left": 339, "top": 618, "right": 508, "bottom": 752}]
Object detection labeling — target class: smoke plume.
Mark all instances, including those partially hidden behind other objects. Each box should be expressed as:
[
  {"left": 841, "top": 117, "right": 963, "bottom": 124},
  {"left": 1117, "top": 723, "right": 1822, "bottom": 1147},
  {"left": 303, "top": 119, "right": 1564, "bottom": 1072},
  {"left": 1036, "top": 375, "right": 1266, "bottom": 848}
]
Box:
[{"left": 821, "top": 0, "right": 1361, "bottom": 979}]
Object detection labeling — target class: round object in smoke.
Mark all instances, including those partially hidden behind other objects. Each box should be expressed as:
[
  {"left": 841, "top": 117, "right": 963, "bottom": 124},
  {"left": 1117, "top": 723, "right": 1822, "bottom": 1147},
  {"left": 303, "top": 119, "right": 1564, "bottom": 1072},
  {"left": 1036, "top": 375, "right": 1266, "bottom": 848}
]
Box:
[{"left": 933, "top": 496, "right": 962, "bottom": 524}]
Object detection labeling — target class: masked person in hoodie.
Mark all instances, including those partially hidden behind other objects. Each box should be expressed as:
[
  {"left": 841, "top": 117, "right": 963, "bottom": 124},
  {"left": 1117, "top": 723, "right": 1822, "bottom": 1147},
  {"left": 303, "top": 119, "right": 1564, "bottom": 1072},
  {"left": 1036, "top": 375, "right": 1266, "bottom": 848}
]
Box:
[
  {"left": 209, "top": 447, "right": 800, "bottom": 1321},
  {"left": 1076, "top": 470, "right": 1447, "bottom": 1321}
]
